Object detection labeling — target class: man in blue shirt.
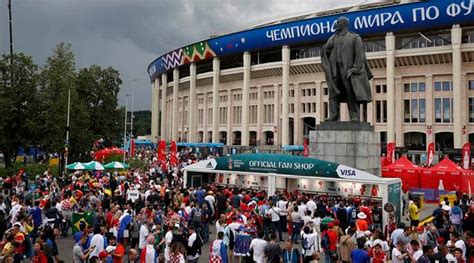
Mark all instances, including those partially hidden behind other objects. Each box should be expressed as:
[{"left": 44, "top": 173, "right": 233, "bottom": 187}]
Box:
[
  {"left": 351, "top": 237, "right": 370, "bottom": 263},
  {"left": 30, "top": 201, "right": 43, "bottom": 243}
]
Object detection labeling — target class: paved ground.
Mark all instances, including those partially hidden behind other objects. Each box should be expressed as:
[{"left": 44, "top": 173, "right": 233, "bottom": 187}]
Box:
[{"left": 56, "top": 203, "right": 437, "bottom": 262}]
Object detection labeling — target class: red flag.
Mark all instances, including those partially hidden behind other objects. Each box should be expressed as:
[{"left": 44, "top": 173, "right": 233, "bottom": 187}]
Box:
[
  {"left": 130, "top": 139, "right": 136, "bottom": 157},
  {"left": 303, "top": 139, "right": 309, "bottom": 157},
  {"left": 386, "top": 142, "right": 395, "bottom": 164},
  {"left": 158, "top": 140, "right": 166, "bottom": 163},
  {"left": 170, "top": 141, "right": 178, "bottom": 166},
  {"left": 426, "top": 142, "right": 435, "bottom": 167},
  {"left": 462, "top": 142, "right": 471, "bottom": 169}
]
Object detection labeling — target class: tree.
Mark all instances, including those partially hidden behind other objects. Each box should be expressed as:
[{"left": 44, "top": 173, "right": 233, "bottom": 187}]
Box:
[
  {"left": 0, "top": 53, "right": 40, "bottom": 168},
  {"left": 38, "top": 43, "right": 92, "bottom": 161},
  {"left": 130, "top": 110, "right": 151, "bottom": 136},
  {"left": 76, "top": 65, "right": 124, "bottom": 147}
]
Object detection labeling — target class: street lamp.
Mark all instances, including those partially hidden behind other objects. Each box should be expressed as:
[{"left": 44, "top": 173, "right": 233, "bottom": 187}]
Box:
[
  {"left": 123, "top": 94, "right": 129, "bottom": 163},
  {"left": 130, "top": 76, "right": 143, "bottom": 140}
]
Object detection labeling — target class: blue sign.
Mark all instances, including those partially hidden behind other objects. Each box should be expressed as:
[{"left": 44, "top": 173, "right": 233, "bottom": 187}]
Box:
[{"left": 147, "top": 0, "right": 474, "bottom": 80}]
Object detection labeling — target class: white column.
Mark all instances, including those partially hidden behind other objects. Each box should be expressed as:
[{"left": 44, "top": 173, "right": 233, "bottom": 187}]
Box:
[
  {"left": 425, "top": 74, "right": 434, "bottom": 146},
  {"left": 316, "top": 81, "right": 322, "bottom": 125},
  {"left": 274, "top": 84, "right": 280, "bottom": 146},
  {"left": 203, "top": 93, "right": 208, "bottom": 142},
  {"left": 151, "top": 80, "right": 157, "bottom": 140},
  {"left": 160, "top": 74, "right": 168, "bottom": 141},
  {"left": 257, "top": 86, "right": 263, "bottom": 144},
  {"left": 294, "top": 84, "right": 302, "bottom": 145},
  {"left": 154, "top": 78, "right": 161, "bottom": 140},
  {"left": 395, "top": 77, "right": 404, "bottom": 147},
  {"left": 171, "top": 68, "right": 179, "bottom": 142},
  {"left": 227, "top": 90, "right": 232, "bottom": 145},
  {"left": 386, "top": 32, "right": 396, "bottom": 144},
  {"left": 189, "top": 63, "right": 197, "bottom": 142},
  {"left": 281, "top": 46, "right": 290, "bottom": 146},
  {"left": 452, "top": 24, "right": 463, "bottom": 148},
  {"left": 212, "top": 58, "right": 220, "bottom": 143},
  {"left": 241, "top": 52, "right": 251, "bottom": 146}
]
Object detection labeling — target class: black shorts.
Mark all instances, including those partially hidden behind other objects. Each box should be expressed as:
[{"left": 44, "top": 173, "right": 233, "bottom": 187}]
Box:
[{"left": 410, "top": 220, "right": 419, "bottom": 227}]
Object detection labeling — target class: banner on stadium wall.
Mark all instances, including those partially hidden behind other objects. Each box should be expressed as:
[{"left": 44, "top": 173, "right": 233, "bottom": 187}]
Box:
[{"left": 148, "top": 0, "right": 474, "bottom": 80}]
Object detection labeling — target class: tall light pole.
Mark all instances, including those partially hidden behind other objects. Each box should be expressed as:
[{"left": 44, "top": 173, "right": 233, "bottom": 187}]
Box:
[
  {"left": 123, "top": 95, "right": 129, "bottom": 163},
  {"left": 64, "top": 88, "right": 71, "bottom": 171},
  {"left": 8, "top": 0, "right": 13, "bottom": 60},
  {"left": 129, "top": 77, "right": 143, "bottom": 140}
]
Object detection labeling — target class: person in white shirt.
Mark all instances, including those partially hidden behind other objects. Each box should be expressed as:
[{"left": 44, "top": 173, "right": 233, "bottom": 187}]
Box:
[
  {"left": 139, "top": 219, "right": 150, "bottom": 252},
  {"left": 291, "top": 206, "right": 302, "bottom": 244},
  {"left": 89, "top": 226, "right": 105, "bottom": 261},
  {"left": 164, "top": 226, "right": 175, "bottom": 262},
  {"left": 447, "top": 232, "right": 466, "bottom": 260},
  {"left": 205, "top": 191, "right": 216, "bottom": 217},
  {"left": 306, "top": 198, "right": 317, "bottom": 218},
  {"left": 277, "top": 197, "right": 289, "bottom": 234},
  {"left": 266, "top": 203, "right": 283, "bottom": 241},
  {"left": 300, "top": 225, "right": 321, "bottom": 262},
  {"left": 187, "top": 226, "right": 200, "bottom": 262},
  {"left": 249, "top": 232, "right": 268, "bottom": 263},
  {"left": 392, "top": 241, "right": 409, "bottom": 263},
  {"left": 298, "top": 201, "right": 307, "bottom": 221},
  {"left": 410, "top": 240, "right": 423, "bottom": 262}
]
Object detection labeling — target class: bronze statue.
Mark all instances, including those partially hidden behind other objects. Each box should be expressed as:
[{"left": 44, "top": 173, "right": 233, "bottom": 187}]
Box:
[{"left": 321, "top": 17, "right": 373, "bottom": 122}]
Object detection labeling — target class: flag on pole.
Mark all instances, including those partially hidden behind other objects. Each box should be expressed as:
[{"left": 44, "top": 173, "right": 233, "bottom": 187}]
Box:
[
  {"left": 158, "top": 140, "right": 166, "bottom": 164},
  {"left": 71, "top": 212, "right": 95, "bottom": 234},
  {"left": 130, "top": 139, "right": 136, "bottom": 157},
  {"left": 426, "top": 142, "right": 435, "bottom": 167},
  {"left": 303, "top": 139, "right": 309, "bottom": 157},
  {"left": 462, "top": 142, "right": 471, "bottom": 169},
  {"left": 170, "top": 141, "right": 178, "bottom": 166}
]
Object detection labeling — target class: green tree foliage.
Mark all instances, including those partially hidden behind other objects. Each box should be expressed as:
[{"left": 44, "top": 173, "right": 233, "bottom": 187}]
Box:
[
  {"left": 0, "top": 43, "right": 126, "bottom": 168},
  {"left": 76, "top": 65, "right": 124, "bottom": 146},
  {"left": 0, "top": 53, "right": 40, "bottom": 168},
  {"left": 131, "top": 110, "right": 151, "bottom": 136},
  {"left": 38, "top": 43, "right": 92, "bottom": 161}
]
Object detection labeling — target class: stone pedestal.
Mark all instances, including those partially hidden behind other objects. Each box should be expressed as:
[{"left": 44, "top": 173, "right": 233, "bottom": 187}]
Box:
[{"left": 309, "top": 121, "right": 381, "bottom": 176}]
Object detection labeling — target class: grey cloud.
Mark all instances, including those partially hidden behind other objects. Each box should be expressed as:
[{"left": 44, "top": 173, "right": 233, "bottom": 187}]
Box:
[{"left": 0, "top": 0, "right": 370, "bottom": 110}]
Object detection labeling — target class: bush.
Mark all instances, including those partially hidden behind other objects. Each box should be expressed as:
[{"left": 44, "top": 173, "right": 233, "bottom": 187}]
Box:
[
  {"left": 128, "top": 158, "right": 147, "bottom": 171},
  {"left": 0, "top": 163, "right": 59, "bottom": 179}
]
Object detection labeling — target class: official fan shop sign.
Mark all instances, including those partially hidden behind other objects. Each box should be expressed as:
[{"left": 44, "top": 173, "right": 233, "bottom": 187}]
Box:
[
  {"left": 148, "top": 0, "right": 474, "bottom": 80},
  {"left": 213, "top": 153, "right": 381, "bottom": 181}
]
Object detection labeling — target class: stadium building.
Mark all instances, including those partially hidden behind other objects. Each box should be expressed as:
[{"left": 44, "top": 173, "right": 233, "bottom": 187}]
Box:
[{"left": 148, "top": 0, "right": 474, "bottom": 159}]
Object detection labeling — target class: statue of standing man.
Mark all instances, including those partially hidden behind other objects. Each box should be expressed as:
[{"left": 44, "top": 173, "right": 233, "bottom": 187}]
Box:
[{"left": 321, "top": 17, "right": 373, "bottom": 122}]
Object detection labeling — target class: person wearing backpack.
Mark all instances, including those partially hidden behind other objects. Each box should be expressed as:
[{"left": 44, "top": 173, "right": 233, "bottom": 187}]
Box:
[
  {"left": 301, "top": 225, "right": 321, "bottom": 263},
  {"left": 186, "top": 226, "right": 202, "bottom": 263},
  {"left": 190, "top": 206, "right": 203, "bottom": 237}
]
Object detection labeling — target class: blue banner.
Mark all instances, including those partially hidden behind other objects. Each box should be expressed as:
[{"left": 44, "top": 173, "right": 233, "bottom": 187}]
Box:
[{"left": 148, "top": 0, "right": 474, "bottom": 80}]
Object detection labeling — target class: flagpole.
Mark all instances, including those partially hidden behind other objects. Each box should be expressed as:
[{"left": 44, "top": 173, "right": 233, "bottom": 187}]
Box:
[{"left": 123, "top": 95, "right": 128, "bottom": 163}]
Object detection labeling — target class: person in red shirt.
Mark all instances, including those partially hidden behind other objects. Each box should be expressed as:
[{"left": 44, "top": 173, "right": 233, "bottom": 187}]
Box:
[
  {"left": 109, "top": 236, "right": 125, "bottom": 263},
  {"left": 356, "top": 212, "right": 369, "bottom": 232},
  {"left": 359, "top": 200, "right": 373, "bottom": 226},
  {"left": 368, "top": 243, "right": 386, "bottom": 263},
  {"left": 32, "top": 242, "right": 48, "bottom": 263},
  {"left": 327, "top": 222, "right": 339, "bottom": 261}
]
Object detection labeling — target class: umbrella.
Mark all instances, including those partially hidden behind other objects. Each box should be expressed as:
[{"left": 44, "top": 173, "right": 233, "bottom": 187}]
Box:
[
  {"left": 84, "top": 161, "right": 105, "bottom": 171},
  {"left": 104, "top": 161, "right": 129, "bottom": 169},
  {"left": 66, "top": 162, "right": 87, "bottom": 170}
]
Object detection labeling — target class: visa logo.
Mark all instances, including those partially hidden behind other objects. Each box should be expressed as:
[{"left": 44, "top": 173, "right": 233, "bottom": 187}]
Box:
[{"left": 340, "top": 169, "right": 356, "bottom": 176}]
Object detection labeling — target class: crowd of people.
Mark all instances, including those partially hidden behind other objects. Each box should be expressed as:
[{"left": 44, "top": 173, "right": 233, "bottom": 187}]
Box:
[{"left": 0, "top": 147, "right": 473, "bottom": 263}]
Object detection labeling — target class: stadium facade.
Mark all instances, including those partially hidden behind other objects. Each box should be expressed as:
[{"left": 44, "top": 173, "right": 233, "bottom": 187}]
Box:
[{"left": 147, "top": 0, "right": 474, "bottom": 156}]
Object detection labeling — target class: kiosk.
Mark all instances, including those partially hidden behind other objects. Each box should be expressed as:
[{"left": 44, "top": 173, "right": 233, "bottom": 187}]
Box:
[{"left": 184, "top": 153, "right": 402, "bottom": 228}]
